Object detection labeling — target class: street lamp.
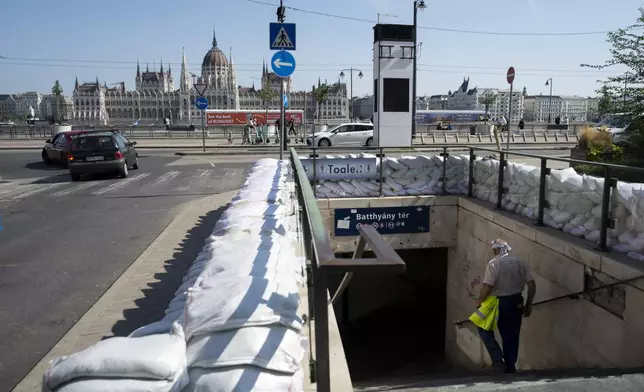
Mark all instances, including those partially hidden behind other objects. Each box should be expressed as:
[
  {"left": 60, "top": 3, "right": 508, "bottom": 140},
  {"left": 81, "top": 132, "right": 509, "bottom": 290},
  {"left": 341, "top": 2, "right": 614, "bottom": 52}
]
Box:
[
  {"left": 545, "top": 78, "right": 553, "bottom": 123},
  {"left": 412, "top": 0, "right": 426, "bottom": 139},
  {"left": 340, "top": 68, "right": 364, "bottom": 121}
]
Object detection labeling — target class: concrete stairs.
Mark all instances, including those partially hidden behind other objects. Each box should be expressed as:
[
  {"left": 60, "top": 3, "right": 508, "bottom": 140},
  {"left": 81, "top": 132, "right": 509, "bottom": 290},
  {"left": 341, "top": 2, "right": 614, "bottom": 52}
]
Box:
[{"left": 353, "top": 368, "right": 644, "bottom": 391}]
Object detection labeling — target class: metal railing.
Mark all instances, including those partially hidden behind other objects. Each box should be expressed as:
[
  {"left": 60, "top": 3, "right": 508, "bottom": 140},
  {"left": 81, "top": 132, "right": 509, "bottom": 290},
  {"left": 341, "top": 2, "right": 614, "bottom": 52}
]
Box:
[
  {"left": 290, "top": 147, "right": 405, "bottom": 392},
  {"left": 302, "top": 144, "right": 644, "bottom": 254}
]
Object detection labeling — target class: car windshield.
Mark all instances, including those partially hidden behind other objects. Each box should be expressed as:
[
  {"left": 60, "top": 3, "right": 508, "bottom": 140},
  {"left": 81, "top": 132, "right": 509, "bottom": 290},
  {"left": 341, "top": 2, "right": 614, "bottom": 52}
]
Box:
[{"left": 71, "top": 136, "right": 116, "bottom": 151}]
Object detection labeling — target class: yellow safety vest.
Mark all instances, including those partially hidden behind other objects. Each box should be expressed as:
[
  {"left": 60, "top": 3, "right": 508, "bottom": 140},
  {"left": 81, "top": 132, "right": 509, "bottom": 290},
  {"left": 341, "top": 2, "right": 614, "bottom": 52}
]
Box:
[{"left": 469, "top": 296, "right": 499, "bottom": 331}]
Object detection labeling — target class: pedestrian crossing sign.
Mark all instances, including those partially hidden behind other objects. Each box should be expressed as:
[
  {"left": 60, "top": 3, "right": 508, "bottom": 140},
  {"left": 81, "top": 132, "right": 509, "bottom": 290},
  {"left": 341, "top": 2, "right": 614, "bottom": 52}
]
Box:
[{"left": 270, "top": 23, "right": 296, "bottom": 51}]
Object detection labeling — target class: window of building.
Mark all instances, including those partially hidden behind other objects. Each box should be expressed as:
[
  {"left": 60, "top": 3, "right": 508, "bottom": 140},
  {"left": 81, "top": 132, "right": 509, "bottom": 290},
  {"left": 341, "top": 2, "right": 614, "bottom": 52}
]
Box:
[
  {"left": 401, "top": 46, "right": 415, "bottom": 59},
  {"left": 374, "top": 79, "right": 378, "bottom": 113},
  {"left": 383, "top": 78, "right": 409, "bottom": 112},
  {"left": 379, "top": 45, "right": 393, "bottom": 59}
]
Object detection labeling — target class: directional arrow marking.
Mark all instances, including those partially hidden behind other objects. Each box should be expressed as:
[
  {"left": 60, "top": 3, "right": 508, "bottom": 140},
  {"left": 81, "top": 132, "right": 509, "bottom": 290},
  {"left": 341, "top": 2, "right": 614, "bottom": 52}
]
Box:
[{"left": 273, "top": 58, "right": 293, "bottom": 68}]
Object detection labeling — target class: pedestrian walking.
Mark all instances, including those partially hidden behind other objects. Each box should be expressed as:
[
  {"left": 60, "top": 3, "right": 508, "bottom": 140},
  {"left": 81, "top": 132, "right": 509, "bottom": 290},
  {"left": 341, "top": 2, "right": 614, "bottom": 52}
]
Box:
[
  {"left": 518, "top": 119, "right": 525, "bottom": 130},
  {"left": 475, "top": 239, "right": 536, "bottom": 374}
]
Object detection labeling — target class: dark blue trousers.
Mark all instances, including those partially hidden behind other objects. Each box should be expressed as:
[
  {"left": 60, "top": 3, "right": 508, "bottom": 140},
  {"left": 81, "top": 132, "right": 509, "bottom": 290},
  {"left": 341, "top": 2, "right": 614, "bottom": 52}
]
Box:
[{"left": 477, "top": 293, "right": 523, "bottom": 373}]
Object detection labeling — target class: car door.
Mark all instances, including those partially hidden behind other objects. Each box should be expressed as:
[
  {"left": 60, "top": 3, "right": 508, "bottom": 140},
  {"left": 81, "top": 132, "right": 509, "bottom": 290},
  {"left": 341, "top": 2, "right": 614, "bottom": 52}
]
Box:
[
  {"left": 119, "top": 134, "right": 137, "bottom": 162},
  {"left": 48, "top": 134, "right": 66, "bottom": 161},
  {"left": 335, "top": 125, "right": 354, "bottom": 146},
  {"left": 114, "top": 135, "right": 130, "bottom": 162},
  {"left": 349, "top": 125, "right": 371, "bottom": 145}
]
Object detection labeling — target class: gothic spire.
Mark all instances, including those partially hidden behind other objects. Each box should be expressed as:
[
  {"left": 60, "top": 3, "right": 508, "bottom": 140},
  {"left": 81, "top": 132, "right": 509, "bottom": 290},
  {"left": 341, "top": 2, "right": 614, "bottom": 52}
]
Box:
[
  {"left": 136, "top": 59, "right": 140, "bottom": 77},
  {"left": 96, "top": 76, "right": 99, "bottom": 87},
  {"left": 212, "top": 28, "right": 218, "bottom": 47},
  {"left": 168, "top": 62, "right": 171, "bottom": 76},
  {"left": 160, "top": 59, "right": 164, "bottom": 73},
  {"left": 146, "top": 63, "right": 149, "bottom": 72},
  {"left": 74, "top": 77, "right": 79, "bottom": 91}
]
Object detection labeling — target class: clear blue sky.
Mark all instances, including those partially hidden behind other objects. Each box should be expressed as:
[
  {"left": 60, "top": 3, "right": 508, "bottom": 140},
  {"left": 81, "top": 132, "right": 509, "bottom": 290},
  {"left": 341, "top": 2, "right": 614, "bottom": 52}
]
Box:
[{"left": 0, "top": 0, "right": 639, "bottom": 98}]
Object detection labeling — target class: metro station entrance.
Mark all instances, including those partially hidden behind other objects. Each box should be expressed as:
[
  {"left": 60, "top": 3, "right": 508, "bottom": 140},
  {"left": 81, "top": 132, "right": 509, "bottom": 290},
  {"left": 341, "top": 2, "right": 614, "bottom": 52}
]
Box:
[{"left": 329, "top": 248, "right": 449, "bottom": 385}]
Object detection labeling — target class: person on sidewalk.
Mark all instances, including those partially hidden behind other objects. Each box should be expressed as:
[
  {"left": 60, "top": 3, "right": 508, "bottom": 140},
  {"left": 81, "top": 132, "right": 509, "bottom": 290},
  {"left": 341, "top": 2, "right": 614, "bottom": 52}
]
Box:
[{"left": 476, "top": 239, "right": 536, "bottom": 374}]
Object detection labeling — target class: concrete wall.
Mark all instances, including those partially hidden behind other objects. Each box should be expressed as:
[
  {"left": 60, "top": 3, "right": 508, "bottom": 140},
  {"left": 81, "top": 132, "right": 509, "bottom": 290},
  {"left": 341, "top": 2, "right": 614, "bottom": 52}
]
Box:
[{"left": 447, "top": 197, "right": 644, "bottom": 370}]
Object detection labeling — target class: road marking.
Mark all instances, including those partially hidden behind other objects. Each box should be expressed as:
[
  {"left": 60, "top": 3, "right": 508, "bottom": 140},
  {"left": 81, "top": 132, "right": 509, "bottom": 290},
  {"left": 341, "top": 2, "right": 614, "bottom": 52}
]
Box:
[
  {"left": 210, "top": 162, "right": 216, "bottom": 167},
  {"left": 92, "top": 173, "right": 150, "bottom": 195},
  {"left": 196, "top": 169, "right": 211, "bottom": 178},
  {"left": 148, "top": 171, "right": 181, "bottom": 187},
  {"left": 13, "top": 183, "right": 66, "bottom": 199},
  {"left": 51, "top": 182, "right": 100, "bottom": 197}
]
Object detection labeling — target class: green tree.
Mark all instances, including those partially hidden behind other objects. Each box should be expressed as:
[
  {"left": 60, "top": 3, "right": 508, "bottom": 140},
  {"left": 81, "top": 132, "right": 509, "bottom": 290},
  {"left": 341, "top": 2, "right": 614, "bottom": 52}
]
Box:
[
  {"left": 478, "top": 94, "right": 496, "bottom": 117},
  {"left": 51, "top": 80, "right": 63, "bottom": 124},
  {"left": 312, "top": 83, "right": 330, "bottom": 124},
  {"left": 581, "top": 8, "right": 644, "bottom": 168},
  {"left": 258, "top": 79, "right": 277, "bottom": 123}
]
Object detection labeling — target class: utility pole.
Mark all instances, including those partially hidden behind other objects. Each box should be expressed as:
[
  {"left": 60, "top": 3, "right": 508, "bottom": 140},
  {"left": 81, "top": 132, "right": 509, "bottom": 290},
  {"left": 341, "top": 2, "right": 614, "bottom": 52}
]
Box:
[
  {"left": 340, "top": 68, "right": 363, "bottom": 121},
  {"left": 277, "top": 0, "right": 286, "bottom": 159},
  {"left": 412, "top": 1, "right": 426, "bottom": 140},
  {"left": 545, "top": 78, "right": 553, "bottom": 123}
]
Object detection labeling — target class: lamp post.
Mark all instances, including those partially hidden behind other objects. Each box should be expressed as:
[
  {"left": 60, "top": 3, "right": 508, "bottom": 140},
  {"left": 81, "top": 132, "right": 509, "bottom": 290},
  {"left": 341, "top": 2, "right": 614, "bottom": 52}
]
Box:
[
  {"left": 412, "top": 0, "right": 427, "bottom": 139},
  {"left": 545, "top": 78, "right": 553, "bottom": 123},
  {"left": 340, "top": 68, "right": 363, "bottom": 121}
]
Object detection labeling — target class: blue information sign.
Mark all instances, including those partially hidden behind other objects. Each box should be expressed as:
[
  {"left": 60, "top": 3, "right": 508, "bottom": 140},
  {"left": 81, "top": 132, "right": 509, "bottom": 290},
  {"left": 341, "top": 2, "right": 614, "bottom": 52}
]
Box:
[
  {"left": 334, "top": 206, "right": 430, "bottom": 237},
  {"left": 195, "top": 96, "right": 208, "bottom": 110},
  {"left": 283, "top": 94, "right": 289, "bottom": 108},
  {"left": 271, "top": 51, "right": 296, "bottom": 78},
  {"left": 269, "top": 23, "right": 296, "bottom": 50},
  {"left": 301, "top": 157, "right": 377, "bottom": 181}
]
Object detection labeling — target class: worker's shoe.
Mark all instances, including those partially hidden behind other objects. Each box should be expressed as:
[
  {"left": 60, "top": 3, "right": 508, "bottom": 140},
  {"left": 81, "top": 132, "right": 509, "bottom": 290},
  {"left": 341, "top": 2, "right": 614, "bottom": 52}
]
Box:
[{"left": 492, "top": 361, "right": 505, "bottom": 373}]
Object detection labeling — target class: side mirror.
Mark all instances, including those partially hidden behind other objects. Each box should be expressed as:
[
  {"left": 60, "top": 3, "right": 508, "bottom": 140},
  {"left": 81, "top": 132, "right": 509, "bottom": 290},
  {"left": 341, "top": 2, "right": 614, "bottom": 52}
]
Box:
[
  {"left": 45, "top": 139, "right": 51, "bottom": 143},
  {"left": 130, "top": 141, "right": 137, "bottom": 146}
]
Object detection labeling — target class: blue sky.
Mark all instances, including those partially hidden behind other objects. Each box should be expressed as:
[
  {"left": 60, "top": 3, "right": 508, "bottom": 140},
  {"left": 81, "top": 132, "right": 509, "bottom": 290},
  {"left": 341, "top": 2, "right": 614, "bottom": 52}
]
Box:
[{"left": 0, "top": 0, "right": 639, "bottom": 98}]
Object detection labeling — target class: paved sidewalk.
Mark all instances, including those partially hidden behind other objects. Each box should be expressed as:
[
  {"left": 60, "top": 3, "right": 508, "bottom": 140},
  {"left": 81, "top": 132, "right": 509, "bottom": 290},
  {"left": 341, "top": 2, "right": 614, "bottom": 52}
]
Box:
[{"left": 13, "top": 190, "right": 237, "bottom": 392}]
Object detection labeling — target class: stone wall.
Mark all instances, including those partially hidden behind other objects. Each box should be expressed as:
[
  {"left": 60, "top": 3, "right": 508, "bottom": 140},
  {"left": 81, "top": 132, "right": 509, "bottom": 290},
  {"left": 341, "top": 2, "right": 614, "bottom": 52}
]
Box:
[{"left": 447, "top": 197, "right": 644, "bottom": 370}]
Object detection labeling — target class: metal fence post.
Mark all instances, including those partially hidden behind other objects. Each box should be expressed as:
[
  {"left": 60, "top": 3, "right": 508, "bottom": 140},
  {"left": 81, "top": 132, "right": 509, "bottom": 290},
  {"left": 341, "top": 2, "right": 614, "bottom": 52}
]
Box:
[
  {"left": 536, "top": 158, "right": 550, "bottom": 226},
  {"left": 312, "top": 148, "right": 317, "bottom": 198},
  {"left": 441, "top": 147, "right": 448, "bottom": 195},
  {"left": 468, "top": 148, "right": 475, "bottom": 197},
  {"left": 496, "top": 151, "right": 505, "bottom": 210},
  {"left": 598, "top": 167, "right": 614, "bottom": 252},
  {"left": 378, "top": 148, "right": 384, "bottom": 197}
]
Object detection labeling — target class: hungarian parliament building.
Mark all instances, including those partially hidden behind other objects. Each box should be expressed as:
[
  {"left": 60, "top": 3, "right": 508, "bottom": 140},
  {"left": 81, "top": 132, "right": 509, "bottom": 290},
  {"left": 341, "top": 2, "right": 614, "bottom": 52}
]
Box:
[{"left": 72, "top": 32, "right": 349, "bottom": 126}]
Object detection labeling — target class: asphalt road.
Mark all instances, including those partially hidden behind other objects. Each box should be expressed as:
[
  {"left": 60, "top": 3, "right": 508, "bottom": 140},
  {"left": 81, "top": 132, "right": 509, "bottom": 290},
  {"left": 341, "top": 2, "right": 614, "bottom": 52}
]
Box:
[{"left": 0, "top": 149, "right": 252, "bottom": 390}]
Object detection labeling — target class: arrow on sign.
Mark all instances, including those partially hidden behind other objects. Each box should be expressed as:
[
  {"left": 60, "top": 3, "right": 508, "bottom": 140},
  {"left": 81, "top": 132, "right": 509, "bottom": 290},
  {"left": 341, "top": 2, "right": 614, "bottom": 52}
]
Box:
[{"left": 273, "top": 58, "right": 293, "bottom": 69}]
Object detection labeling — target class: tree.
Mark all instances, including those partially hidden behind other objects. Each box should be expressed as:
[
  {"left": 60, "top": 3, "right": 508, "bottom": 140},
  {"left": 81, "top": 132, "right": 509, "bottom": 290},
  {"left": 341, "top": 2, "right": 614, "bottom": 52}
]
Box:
[
  {"left": 258, "top": 79, "right": 277, "bottom": 124},
  {"left": 312, "top": 83, "right": 330, "bottom": 124},
  {"left": 478, "top": 94, "right": 496, "bottom": 117},
  {"left": 581, "top": 8, "right": 644, "bottom": 166},
  {"left": 51, "top": 80, "right": 63, "bottom": 124}
]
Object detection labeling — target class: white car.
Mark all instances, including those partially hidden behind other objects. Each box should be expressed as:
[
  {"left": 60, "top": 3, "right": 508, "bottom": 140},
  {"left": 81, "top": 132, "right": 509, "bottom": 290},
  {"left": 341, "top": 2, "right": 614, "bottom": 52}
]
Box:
[{"left": 306, "top": 123, "right": 374, "bottom": 147}]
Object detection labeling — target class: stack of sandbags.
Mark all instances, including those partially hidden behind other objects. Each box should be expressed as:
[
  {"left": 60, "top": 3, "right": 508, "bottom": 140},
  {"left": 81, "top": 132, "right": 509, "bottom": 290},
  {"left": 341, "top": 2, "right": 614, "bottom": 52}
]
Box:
[
  {"left": 42, "top": 323, "right": 188, "bottom": 392},
  {"left": 180, "top": 158, "right": 306, "bottom": 392},
  {"left": 314, "top": 154, "right": 470, "bottom": 198}
]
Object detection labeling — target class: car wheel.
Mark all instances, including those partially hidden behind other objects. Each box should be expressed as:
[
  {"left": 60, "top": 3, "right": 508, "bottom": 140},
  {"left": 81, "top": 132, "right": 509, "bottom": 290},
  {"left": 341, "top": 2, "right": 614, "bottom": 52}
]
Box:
[
  {"left": 366, "top": 137, "right": 374, "bottom": 147},
  {"left": 132, "top": 157, "right": 139, "bottom": 170},
  {"left": 42, "top": 150, "right": 50, "bottom": 164},
  {"left": 318, "top": 138, "right": 331, "bottom": 147},
  {"left": 120, "top": 162, "right": 129, "bottom": 178},
  {"left": 70, "top": 173, "right": 81, "bottom": 182},
  {"left": 60, "top": 152, "right": 68, "bottom": 168}
]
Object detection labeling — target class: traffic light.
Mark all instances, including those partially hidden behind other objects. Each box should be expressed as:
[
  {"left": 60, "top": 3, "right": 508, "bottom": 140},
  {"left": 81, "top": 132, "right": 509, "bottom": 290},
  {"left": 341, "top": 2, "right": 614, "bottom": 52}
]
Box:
[{"left": 277, "top": 5, "right": 286, "bottom": 23}]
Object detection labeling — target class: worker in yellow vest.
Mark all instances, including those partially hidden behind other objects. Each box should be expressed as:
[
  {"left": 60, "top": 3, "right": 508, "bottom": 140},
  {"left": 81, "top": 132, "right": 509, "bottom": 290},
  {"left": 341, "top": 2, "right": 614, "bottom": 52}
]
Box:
[{"left": 475, "top": 239, "right": 537, "bottom": 374}]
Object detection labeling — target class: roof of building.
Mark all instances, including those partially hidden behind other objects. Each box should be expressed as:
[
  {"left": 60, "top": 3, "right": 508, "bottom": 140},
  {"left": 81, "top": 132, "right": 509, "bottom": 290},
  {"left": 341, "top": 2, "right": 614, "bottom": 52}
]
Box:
[
  {"left": 202, "top": 30, "right": 228, "bottom": 68},
  {"left": 0, "top": 94, "right": 13, "bottom": 101}
]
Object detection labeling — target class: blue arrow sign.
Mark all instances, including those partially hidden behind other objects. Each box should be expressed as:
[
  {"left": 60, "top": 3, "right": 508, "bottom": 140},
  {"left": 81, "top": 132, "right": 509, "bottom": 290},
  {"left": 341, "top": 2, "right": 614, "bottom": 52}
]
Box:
[
  {"left": 195, "top": 96, "right": 208, "bottom": 110},
  {"left": 283, "top": 94, "right": 289, "bottom": 108},
  {"left": 271, "top": 51, "right": 296, "bottom": 78},
  {"left": 270, "top": 23, "right": 296, "bottom": 51}
]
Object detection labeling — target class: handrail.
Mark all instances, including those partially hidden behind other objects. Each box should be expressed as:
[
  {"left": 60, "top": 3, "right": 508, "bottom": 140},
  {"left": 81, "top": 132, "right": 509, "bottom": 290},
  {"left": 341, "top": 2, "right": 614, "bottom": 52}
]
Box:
[{"left": 453, "top": 275, "right": 644, "bottom": 327}]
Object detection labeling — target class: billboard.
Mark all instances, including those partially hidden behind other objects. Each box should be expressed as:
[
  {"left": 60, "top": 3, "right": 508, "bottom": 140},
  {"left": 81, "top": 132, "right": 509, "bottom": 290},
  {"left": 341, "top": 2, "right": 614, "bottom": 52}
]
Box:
[
  {"left": 415, "top": 110, "right": 485, "bottom": 125},
  {"left": 206, "top": 110, "right": 303, "bottom": 126}
]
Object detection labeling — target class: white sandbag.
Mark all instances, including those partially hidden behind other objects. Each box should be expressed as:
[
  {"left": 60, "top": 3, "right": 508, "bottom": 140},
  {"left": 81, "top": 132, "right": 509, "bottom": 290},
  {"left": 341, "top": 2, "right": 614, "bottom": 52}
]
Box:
[
  {"left": 627, "top": 251, "right": 644, "bottom": 261},
  {"left": 549, "top": 210, "right": 572, "bottom": 224},
  {"left": 129, "top": 318, "right": 177, "bottom": 338},
  {"left": 612, "top": 243, "right": 632, "bottom": 254},
  {"left": 166, "top": 293, "right": 187, "bottom": 315},
  {"left": 337, "top": 181, "right": 356, "bottom": 194},
  {"left": 222, "top": 203, "right": 292, "bottom": 220},
  {"left": 359, "top": 153, "right": 377, "bottom": 159},
  {"left": 385, "top": 157, "right": 405, "bottom": 171},
  {"left": 232, "top": 188, "right": 290, "bottom": 204},
  {"left": 184, "top": 274, "right": 302, "bottom": 339},
  {"left": 585, "top": 230, "right": 601, "bottom": 242},
  {"left": 44, "top": 323, "right": 186, "bottom": 391},
  {"left": 393, "top": 178, "right": 413, "bottom": 186},
  {"left": 187, "top": 325, "right": 302, "bottom": 373},
  {"left": 384, "top": 177, "right": 404, "bottom": 192},
  {"left": 390, "top": 166, "right": 409, "bottom": 179},
  {"left": 400, "top": 156, "right": 425, "bottom": 169},
  {"left": 583, "top": 217, "right": 601, "bottom": 231},
  {"left": 570, "top": 226, "right": 589, "bottom": 237},
  {"left": 619, "top": 230, "right": 637, "bottom": 245},
  {"left": 570, "top": 214, "right": 587, "bottom": 227},
  {"left": 323, "top": 182, "right": 344, "bottom": 194},
  {"left": 200, "top": 247, "right": 301, "bottom": 281},
  {"left": 52, "top": 370, "right": 188, "bottom": 392},
  {"left": 628, "top": 235, "right": 644, "bottom": 253},
  {"left": 184, "top": 366, "right": 303, "bottom": 392}
]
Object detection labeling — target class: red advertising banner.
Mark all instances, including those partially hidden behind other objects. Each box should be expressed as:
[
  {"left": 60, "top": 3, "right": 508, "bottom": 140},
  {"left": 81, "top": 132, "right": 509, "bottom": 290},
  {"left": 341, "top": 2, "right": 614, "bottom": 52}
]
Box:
[{"left": 206, "top": 110, "right": 303, "bottom": 126}]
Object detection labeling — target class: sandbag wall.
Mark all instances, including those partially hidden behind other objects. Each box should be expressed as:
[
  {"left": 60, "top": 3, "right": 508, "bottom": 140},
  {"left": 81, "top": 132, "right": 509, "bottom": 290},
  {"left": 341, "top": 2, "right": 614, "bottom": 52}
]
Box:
[
  {"left": 313, "top": 153, "right": 644, "bottom": 261},
  {"left": 42, "top": 158, "right": 307, "bottom": 392}
]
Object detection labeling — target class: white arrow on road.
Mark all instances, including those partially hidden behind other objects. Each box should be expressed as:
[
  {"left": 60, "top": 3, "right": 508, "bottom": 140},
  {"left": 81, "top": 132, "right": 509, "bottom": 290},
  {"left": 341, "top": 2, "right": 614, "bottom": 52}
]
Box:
[{"left": 273, "top": 58, "right": 293, "bottom": 69}]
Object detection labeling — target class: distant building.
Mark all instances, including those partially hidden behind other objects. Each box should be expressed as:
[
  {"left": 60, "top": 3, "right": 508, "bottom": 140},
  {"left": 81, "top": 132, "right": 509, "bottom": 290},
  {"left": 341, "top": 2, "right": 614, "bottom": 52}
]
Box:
[
  {"left": 353, "top": 95, "right": 374, "bottom": 120},
  {"left": 523, "top": 95, "right": 591, "bottom": 122},
  {"left": 0, "top": 95, "right": 17, "bottom": 120},
  {"left": 447, "top": 78, "right": 523, "bottom": 122},
  {"left": 427, "top": 95, "right": 449, "bottom": 110},
  {"left": 71, "top": 29, "right": 348, "bottom": 126},
  {"left": 14, "top": 92, "right": 43, "bottom": 118}
]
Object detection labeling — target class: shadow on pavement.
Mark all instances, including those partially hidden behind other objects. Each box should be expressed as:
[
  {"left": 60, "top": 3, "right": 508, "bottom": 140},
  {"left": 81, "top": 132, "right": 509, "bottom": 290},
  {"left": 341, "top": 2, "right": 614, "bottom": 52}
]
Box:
[
  {"left": 25, "top": 162, "right": 65, "bottom": 171},
  {"left": 110, "top": 205, "right": 227, "bottom": 337}
]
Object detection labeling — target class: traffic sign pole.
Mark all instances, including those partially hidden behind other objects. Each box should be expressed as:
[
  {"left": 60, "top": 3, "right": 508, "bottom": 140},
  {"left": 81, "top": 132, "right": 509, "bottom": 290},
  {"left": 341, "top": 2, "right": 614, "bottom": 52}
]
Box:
[
  {"left": 506, "top": 66, "right": 515, "bottom": 152},
  {"left": 201, "top": 110, "right": 206, "bottom": 152}
]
